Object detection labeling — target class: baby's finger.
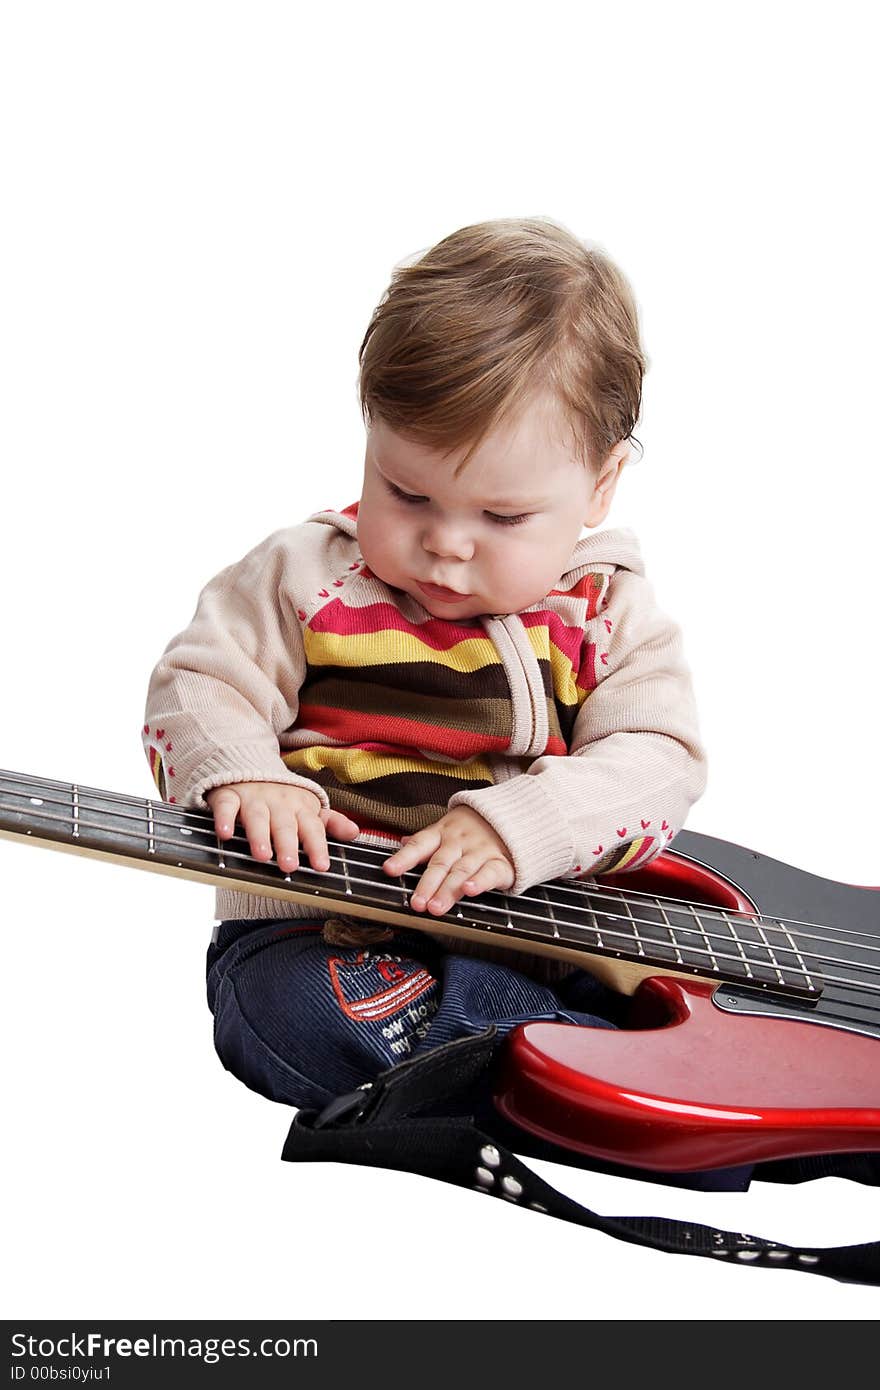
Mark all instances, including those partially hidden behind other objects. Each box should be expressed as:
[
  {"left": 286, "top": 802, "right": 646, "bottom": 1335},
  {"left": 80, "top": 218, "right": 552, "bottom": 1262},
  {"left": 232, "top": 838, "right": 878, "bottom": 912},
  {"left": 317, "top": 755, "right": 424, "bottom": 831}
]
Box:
[
  {"left": 296, "top": 812, "right": 330, "bottom": 873},
  {"left": 460, "top": 858, "right": 515, "bottom": 897},
  {"left": 383, "top": 828, "right": 440, "bottom": 876},
  {"left": 322, "top": 809, "right": 361, "bottom": 840},
  {"left": 240, "top": 800, "right": 273, "bottom": 862},
  {"left": 208, "top": 789, "right": 241, "bottom": 838},
  {"left": 409, "top": 853, "right": 465, "bottom": 913},
  {"left": 272, "top": 820, "right": 302, "bottom": 873}
]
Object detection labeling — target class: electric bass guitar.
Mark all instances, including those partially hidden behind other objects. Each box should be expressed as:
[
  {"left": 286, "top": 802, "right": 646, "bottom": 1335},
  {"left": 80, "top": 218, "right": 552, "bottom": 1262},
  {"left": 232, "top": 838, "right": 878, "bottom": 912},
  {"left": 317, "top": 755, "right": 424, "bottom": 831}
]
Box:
[{"left": 1, "top": 768, "right": 878, "bottom": 1172}]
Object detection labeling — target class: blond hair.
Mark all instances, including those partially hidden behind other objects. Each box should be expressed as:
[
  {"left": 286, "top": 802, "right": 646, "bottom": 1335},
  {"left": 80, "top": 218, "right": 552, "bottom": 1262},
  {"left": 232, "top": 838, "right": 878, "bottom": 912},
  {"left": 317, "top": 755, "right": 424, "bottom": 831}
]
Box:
[{"left": 358, "top": 217, "right": 647, "bottom": 473}]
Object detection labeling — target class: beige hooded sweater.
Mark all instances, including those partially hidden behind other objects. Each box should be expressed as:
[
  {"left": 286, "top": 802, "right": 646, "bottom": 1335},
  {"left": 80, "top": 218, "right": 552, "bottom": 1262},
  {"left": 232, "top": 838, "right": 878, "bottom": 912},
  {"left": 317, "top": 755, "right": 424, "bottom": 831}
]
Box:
[{"left": 143, "top": 504, "right": 706, "bottom": 965}]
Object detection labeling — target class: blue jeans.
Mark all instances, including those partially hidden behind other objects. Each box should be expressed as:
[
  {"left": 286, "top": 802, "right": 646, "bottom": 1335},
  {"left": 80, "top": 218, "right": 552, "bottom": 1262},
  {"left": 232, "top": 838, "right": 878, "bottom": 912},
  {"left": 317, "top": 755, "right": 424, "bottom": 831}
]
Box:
[
  {"left": 206, "top": 918, "right": 760, "bottom": 1191},
  {"left": 206, "top": 918, "right": 622, "bottom": 1112}
]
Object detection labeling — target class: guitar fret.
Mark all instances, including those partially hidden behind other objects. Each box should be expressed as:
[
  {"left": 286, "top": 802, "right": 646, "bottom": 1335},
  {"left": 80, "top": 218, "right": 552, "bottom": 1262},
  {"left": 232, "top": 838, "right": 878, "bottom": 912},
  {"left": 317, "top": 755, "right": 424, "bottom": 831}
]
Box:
[
  {"left": 394, "top": 869, "right": 410, "bottom": 909},
  {"left": 71, "top": 784, "right": 80, "bottom": 839},
  {"left": 754, "top": 916, "right": 786, "bottom": 986},
  {"left": 657, "top": 898, "right": 684, "bottom": 965},
  {"left": 722, "top": 909, "right": 755, "bottom": 980},
  {"left": 774, "top": 918, "right": 817, "bottom": 993},
  {"left": 630, "top": 900, "right": 649, "bottom": 957},
  {"left": 619, "top": 892, "right": 644, "bottom": 958},
  {"left": 146, "top": 799, "right": 156, "bottom": 855},
  {"left": 593, "top": 895, "right": 606, "bottom": 950},
  {"left": 539, "top": 885, "right": 560, "bottom": 939},
  {"left": 339, "top": 844, "right": 353, "bottom": 896},
  {"left": 688, "top": 903, "right": 718, "bottom": 972}
]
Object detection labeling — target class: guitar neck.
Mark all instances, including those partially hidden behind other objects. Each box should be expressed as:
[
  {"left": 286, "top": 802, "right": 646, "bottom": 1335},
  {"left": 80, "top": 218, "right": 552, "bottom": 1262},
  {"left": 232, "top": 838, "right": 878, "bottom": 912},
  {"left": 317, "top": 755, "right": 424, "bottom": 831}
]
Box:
[{"left": 0, "top": 769, "right": 817, "bottom": 997}]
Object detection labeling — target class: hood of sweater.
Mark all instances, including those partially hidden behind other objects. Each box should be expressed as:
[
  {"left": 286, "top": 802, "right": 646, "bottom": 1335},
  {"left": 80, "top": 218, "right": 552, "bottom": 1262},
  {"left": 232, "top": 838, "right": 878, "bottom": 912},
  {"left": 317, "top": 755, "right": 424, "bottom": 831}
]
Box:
[{"left": 307, "top": 501, "right": 646, "bottom": 586}]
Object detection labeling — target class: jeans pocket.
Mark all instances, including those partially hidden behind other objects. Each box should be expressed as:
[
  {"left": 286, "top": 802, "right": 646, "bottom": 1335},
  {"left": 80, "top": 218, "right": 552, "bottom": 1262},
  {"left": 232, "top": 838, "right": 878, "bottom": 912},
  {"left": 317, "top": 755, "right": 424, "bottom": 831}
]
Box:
[{"left": 207, "top": 919, "right": 323, "bottom": 1011}]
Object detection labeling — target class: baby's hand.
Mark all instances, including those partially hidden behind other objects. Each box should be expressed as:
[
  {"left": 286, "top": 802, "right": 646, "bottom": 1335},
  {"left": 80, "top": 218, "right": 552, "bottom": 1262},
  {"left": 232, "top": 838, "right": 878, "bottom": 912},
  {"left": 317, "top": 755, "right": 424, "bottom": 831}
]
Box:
[
  {"left": 205, "top": 781, "right": 360, "bottom": 873},
  {"left": 382, "top": 805, "right": 515, "bottom": 915}
]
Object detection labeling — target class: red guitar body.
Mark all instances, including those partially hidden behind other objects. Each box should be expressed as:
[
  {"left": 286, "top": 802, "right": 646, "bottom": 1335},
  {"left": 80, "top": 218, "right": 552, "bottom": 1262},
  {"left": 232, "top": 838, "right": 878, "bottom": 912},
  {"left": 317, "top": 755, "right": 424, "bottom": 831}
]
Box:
[{"left": 497, "top": 828, "right": 880, "bottom": 1170}]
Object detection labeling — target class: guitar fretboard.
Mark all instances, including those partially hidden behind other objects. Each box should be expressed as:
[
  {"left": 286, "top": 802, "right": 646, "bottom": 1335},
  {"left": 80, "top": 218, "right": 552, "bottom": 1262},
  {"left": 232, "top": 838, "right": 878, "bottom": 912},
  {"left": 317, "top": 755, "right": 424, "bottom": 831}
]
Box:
[{"left": 0, "top": 769, "right": 824, "bottom": 997}]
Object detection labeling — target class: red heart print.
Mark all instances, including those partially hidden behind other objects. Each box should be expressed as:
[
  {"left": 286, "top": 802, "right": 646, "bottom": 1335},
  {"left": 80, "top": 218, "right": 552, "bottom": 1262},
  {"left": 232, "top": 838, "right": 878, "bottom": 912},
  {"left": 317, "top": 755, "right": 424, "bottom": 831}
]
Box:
[{"left": 641, "top": 819, "right": 650, "bottom": 829}]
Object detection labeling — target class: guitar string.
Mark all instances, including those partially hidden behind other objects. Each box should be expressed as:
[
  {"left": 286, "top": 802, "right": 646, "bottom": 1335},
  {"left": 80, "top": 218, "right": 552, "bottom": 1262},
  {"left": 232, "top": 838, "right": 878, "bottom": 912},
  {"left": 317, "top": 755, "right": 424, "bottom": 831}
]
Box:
[
  {"left": 268, "top": 857, "right": 880, "bottom": 999},
  {"left": 0, "top": 782, "right": 853, "bottom": 965},
  {"left": 5, "top": 793, "right": 880, "bottom": 999},
  {"left": 579, "top": 875, "right": 880, "bottom": 944},
  {"left": 2, "top": 769, "right": 875, "bottom": 945},
  {"left": 1, "top": 780, "right": 876, "bottom": 979},
  {"left": 3, "top": 771, "right": 879, "bottom": 977},
  {"left": 10, "top": 771, "right": 880, "bottom": 952},
  {"left": 7, "top": 817, "right": 880, "bottom": 1004}
]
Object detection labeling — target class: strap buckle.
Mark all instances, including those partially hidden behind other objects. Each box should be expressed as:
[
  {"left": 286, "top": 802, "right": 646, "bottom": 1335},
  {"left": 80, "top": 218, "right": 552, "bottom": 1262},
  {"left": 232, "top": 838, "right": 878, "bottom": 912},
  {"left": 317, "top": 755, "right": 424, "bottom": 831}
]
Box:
[{"left": 311, "top": 1082, "right": 374, "bottom": 1130}]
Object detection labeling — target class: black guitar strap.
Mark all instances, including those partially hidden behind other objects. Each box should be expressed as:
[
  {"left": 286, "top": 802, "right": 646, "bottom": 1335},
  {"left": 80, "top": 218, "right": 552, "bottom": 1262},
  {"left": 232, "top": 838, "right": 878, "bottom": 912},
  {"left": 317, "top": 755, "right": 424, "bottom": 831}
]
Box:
[{"left": 281, "top": 1028, "right": 880, "bottom": 1286}]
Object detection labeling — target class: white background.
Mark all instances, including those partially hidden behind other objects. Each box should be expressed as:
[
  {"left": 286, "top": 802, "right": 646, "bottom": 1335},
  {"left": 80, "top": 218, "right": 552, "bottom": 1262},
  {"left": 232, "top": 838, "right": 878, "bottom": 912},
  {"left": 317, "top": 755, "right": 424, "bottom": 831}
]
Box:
[{"left": 1, "top": 1, "right": 878, "bottom": 1322}]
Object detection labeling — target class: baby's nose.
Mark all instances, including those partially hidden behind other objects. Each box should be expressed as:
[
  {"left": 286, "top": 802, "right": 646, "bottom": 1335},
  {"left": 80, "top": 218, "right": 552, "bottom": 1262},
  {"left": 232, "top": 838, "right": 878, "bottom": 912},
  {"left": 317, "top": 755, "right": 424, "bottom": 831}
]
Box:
[{"left": 421, "top": 520, "right": 474, "bottom": 560}]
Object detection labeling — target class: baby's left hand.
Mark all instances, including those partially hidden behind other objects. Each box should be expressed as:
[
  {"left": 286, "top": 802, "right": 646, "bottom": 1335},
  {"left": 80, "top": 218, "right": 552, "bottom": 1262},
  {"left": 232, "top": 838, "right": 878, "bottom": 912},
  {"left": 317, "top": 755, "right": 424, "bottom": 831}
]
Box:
[{"left": 383, "top": 806, "right": 515, "bottom": 914}]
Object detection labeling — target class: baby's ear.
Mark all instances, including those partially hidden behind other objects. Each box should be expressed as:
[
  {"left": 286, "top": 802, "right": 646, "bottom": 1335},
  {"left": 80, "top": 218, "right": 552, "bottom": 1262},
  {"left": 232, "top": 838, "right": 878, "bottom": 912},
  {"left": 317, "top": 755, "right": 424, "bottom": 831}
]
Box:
[
  {"left": 611, "top": 439, "right": 632, "bottom": 470},
  {"left": 584, "top": 441, "right": 628, "bottom": 527}
]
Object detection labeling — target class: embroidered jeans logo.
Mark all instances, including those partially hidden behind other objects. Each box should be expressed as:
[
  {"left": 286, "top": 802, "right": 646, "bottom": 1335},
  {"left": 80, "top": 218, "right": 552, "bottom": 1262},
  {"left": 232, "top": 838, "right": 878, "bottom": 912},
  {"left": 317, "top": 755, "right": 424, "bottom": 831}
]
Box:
[{"left": 328, "top": 950, "right": 438, "bottom": 1023}]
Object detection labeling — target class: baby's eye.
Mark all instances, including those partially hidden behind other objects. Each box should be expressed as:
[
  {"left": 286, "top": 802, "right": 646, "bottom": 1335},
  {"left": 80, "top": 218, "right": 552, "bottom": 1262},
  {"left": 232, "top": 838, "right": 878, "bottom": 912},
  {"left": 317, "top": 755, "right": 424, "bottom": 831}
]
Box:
[
  {"left": 486, "top": 511, "right": 532, "bottom": 527},
  {"left": 386, "top": 481, "right": 427, "bottom": 505}
]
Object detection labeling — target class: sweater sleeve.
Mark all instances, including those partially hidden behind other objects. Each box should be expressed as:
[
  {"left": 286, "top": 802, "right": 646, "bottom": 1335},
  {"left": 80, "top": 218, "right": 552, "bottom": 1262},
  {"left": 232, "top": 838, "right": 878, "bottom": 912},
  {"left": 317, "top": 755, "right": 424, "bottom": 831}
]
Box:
[
  {"left": 447, "top": 568, "right": 707, "bottom": 894},
  {"left": 142, "top": 531, "right": 330, "bottom": 812}
]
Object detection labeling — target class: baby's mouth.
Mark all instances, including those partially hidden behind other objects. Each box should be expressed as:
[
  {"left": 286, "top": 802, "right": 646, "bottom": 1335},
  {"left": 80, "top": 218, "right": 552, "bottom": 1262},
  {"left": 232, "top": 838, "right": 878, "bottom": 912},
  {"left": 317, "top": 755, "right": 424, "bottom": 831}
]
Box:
[{"left": 416, "top": 581, "right": 470, "bottom": 601}]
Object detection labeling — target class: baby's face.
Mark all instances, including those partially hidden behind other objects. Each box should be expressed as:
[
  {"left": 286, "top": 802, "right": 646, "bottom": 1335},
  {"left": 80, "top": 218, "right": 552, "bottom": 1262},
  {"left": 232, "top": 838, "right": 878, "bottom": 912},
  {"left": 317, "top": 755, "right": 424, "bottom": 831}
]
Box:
[{"left": 357, "top": 394, "right": 622, "bottom": 619}]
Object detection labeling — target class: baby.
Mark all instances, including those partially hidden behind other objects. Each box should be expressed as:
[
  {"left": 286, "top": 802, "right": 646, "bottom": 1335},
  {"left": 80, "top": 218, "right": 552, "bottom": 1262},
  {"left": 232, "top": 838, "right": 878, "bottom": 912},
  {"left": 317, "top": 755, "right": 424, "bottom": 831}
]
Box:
[{"left": 143, "top": 217, "right": 706, "bottom": 1111}]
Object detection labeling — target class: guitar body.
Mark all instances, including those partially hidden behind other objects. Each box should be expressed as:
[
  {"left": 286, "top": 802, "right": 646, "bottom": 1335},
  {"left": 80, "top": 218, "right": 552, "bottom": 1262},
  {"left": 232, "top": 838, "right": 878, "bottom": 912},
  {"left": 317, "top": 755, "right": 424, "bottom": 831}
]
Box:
[{"left": 497, "top": 828, "right": 880, "bottom": 1169}]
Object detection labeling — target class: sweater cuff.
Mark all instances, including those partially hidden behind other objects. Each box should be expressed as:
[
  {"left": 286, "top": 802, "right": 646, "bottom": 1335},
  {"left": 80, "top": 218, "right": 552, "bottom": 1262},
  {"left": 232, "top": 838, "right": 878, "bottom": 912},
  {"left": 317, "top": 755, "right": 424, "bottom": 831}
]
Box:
[
  {"left": 448, "top": 777, "right": 575, "bottom": 895},
  {"left": 181, "top": 744, "right": 330, "bottom": 813}
]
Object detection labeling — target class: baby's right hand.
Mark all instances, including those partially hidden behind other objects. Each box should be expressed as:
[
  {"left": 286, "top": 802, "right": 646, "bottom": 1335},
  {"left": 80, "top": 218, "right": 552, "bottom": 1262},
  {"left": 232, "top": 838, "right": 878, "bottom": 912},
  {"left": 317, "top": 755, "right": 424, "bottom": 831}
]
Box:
[{"left": 205, "top": 781, "right": 360, "bottom": 873}]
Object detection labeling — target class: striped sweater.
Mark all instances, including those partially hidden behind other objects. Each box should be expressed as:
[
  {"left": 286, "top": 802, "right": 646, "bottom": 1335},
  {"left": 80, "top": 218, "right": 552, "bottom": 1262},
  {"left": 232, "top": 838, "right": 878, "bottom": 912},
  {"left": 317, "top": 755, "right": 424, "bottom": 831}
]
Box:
[{"left": 143, "top": 504, "right": 706, "bottom": 955}]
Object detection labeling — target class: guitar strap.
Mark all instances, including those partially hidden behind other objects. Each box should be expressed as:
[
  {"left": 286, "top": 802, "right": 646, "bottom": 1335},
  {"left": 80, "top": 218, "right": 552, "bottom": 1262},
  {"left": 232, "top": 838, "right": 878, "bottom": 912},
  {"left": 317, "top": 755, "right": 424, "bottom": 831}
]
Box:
[{"left": 281, "top": 1027, "right": 880, "bottom": 1286}]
